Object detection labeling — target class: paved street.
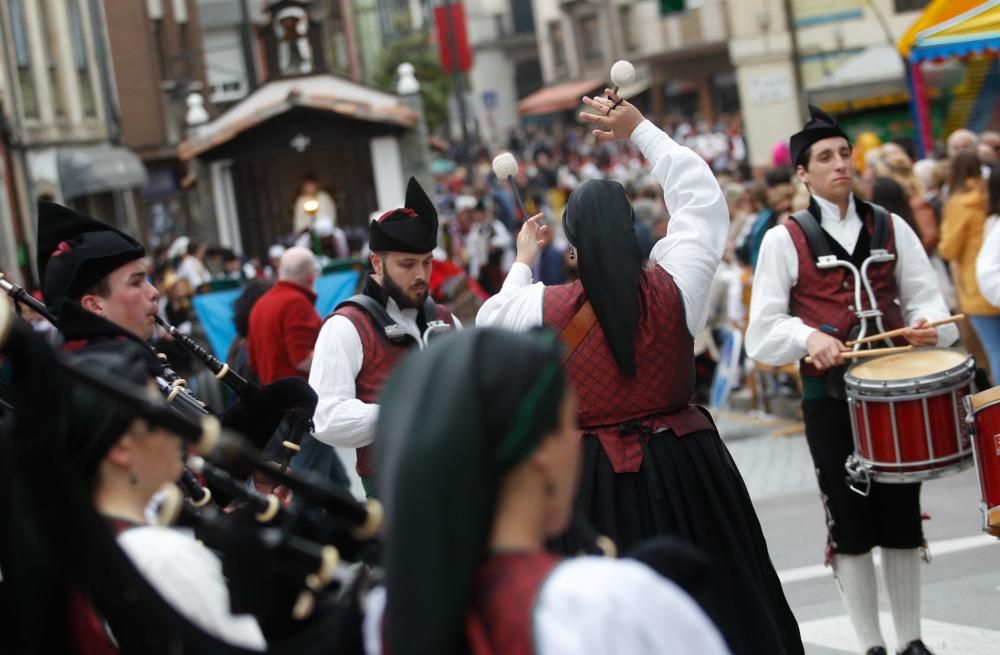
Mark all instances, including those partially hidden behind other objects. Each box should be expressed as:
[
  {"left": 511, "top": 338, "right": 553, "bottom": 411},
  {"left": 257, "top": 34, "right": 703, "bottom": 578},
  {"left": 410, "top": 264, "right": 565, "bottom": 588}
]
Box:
[{"left": 714, "top": 409, "right": 1000, "bottom": 655}]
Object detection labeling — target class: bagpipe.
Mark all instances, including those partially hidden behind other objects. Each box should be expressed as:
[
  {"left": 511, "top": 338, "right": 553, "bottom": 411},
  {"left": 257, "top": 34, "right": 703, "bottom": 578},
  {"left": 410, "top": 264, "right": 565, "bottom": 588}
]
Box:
[
  {"left": 153, "top": 314, "right": 314, "bottom": 476},
  {"left": 2, "top": 275, "right": 313, "bottom": 504},
  {"left": 0, "top": 286, "right": 381, "bottom": 648}
]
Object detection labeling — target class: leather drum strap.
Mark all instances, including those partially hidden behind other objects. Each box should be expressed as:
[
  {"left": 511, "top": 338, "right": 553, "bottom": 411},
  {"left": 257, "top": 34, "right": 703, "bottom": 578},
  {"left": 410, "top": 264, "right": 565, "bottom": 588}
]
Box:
[{"left": 559, "top": 301, "right": 597, "bottom": 362}]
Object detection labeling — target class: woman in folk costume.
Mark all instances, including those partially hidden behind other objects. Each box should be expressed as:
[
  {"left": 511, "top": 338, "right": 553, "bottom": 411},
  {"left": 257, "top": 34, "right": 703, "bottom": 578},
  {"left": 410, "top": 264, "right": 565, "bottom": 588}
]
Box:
[
  {"left": 476, "top": 91, "right": 802, "bottom": 654},
  {"left": 4, "top": 333, "right": 266, "bottom": 654},
  {"left": 370, "top": 328, "right": 728, "bottom": 655}
]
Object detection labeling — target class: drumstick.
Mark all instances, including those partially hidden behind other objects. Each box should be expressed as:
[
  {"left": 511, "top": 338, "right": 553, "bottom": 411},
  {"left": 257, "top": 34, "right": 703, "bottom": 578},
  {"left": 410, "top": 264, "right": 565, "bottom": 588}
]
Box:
[
  {"left": 846, "top": 314, "right": 966, "bottom": 347},
  {"left": 804, "top": 345, "right": 913, "bottom": 364}
]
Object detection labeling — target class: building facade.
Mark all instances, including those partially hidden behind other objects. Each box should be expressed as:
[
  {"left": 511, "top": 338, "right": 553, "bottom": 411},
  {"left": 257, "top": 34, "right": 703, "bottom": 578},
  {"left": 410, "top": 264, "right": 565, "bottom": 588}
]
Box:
[
  {"left": 727, "top": 0, "right": 932, "bottom": 169},
  {"left": 526, "top": 0, "right": 737, "bottom": 127},
  {"left": 180, "top": 1, "right": 425, "bottom": 260},
  {"left": 466, "top": 0, "right": 542, "bottom": 145},
  {"left": 103, "top": 0, "right": 213, "bottom": 248},
  {"left": 0, "top": 0, "right": 146, "bottom": 285}
]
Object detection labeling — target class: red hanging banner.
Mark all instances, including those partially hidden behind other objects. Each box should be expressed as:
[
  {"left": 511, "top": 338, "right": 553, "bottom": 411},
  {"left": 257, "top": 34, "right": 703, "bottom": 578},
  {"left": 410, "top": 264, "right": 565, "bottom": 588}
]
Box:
[{"left": 434, "top": 3, "right": 473, "bottom": 74}]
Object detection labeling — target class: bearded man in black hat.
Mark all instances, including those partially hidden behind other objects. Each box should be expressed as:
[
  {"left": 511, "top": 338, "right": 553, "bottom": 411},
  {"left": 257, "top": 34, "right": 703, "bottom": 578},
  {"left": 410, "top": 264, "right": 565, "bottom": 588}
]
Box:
[
  {"left": 746, "top": 107, "right": 957, "bottom": 655},
  {"left": 309, "top": 178, "right": 458, "bottom": 498}
]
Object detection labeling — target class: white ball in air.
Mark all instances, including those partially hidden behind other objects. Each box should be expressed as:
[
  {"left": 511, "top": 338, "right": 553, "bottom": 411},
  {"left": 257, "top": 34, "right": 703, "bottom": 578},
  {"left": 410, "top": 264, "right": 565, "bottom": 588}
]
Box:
[
  {"left": 492, "top": 152, "right": 518, "bottom": 180},
  {"left": 610, "top": 60, "right": 636, "bottom": 88}
]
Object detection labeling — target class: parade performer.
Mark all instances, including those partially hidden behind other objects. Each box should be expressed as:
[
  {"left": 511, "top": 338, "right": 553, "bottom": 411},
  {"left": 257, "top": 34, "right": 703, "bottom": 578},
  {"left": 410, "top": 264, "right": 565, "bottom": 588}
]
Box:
[
  {"left": 35, "top": 201, "right": 313, "bottom": 452},
  {"left": 371, "top": 328, "right": 729, "bottom": 655},
  {"left": 65, "top": 345, "right": 266, "bottom": 650},
  {"left": 309, "top": 178, "right": 458, "bottom": 497},
  {"left": 746, "top": 106, "right": 958, "bottom": 655},
  {"left": 477, "top": 90, "right": 801, "bottom": 655},
  {"left": 2, "top": 325, "right": 266, "bottom": 652}
]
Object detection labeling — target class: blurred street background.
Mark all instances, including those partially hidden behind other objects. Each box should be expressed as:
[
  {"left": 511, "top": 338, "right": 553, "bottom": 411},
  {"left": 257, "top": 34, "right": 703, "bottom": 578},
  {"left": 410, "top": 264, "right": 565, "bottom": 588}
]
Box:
[{"left": 2, "top": 1, "right": 999, "bottom": 652}]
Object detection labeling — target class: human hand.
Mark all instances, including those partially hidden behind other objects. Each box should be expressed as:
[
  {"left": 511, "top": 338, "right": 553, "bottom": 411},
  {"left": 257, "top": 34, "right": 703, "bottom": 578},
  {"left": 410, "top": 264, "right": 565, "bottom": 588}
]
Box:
[
  {"left": 516, "top": 214, "right": 548, "bottom": 267},
  {"left": 902, "top": 318, "right": 938, "bottom": 346},
  {"left": 806, "top": 331, "right": 846, "bottom": 371},
  {"left": 578, "top": 89, "right": 644, "bottom": 142}
]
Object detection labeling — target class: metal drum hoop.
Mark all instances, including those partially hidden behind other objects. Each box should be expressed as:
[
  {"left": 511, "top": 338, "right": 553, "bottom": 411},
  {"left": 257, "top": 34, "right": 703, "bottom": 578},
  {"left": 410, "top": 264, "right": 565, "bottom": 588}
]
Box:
[
  {"left": 845, "top": 351, "right": 975, "bottom": 399},
  {"left": 858, "top": 457, "right": 974, "bottom": 484}
]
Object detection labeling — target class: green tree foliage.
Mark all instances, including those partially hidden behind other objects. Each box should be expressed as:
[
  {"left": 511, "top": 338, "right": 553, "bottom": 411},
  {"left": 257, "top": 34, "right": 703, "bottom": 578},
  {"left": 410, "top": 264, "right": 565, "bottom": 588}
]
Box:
[{"left": 373, "top": 31, "right": 454, "bottom": 135}]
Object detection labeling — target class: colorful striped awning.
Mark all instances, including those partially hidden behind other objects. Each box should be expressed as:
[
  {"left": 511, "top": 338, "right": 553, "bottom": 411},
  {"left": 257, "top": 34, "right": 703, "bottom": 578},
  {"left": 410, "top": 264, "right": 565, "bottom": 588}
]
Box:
[{"left": 898, "top": 0, "right": 1000, "bottom": 63}]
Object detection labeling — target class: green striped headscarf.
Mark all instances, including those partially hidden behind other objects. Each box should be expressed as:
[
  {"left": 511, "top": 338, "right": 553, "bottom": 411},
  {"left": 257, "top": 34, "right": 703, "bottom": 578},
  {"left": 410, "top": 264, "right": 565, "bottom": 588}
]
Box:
[{"left": 376, "top": 328, "right": 566, "bottom": 655}]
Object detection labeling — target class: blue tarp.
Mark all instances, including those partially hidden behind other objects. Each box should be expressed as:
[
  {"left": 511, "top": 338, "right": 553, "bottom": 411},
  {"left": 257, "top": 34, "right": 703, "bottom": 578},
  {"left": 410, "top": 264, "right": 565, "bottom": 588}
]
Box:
[{"left": 192, "top": 270, "right": 361, "bottom": 359}]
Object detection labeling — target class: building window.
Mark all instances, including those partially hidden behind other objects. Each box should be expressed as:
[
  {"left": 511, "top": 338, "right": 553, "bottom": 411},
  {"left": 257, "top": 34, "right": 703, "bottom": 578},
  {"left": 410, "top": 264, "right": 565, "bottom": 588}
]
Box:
[
  {"left": 66, "top": 0, "right": 96, "bottom": 116},
  {"left": 620, "top": 5, "right": 636, "bottom": 53},
  {"left": 10, "top": 0, "right": 39, "bottom": 118},
  {"left": 894, "top": 0, "right": 930, "bottom": 11},
  {"left": 511, "top": 0, "right": 534, "bottom": 35},
  {"left": 579, "top": 14, "right": 602, "bottom": 62},
  {"left": 39, "top": 0, "right": 65, "bottom": 117},
  {"left": 549, "top": 20, "right": 566, "bottom": 69}
]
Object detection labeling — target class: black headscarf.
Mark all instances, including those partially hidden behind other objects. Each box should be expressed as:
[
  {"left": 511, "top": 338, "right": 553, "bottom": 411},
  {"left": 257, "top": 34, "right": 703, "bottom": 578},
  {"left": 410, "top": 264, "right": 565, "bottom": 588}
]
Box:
[
  {"left": 3, "top": 318, "right": 264, "bottom": 654},
  {"left": 375, "top": 328, "right": 567, "bottom": 655},
  {"left": 61, "top": 343, "right": 154, "bottom": 481},
  {"left": 563, "top": 179, "right": 643, "bottom": 376}
]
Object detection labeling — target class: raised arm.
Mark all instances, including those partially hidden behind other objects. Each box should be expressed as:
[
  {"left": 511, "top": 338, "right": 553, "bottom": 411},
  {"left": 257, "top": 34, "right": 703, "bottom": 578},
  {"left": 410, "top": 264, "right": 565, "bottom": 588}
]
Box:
[
  {"left": 475, "top": 214, "right": 547, "bottom": 331},
  {"left": 580, "top": 91, "right": 727, "bottom": 336}
]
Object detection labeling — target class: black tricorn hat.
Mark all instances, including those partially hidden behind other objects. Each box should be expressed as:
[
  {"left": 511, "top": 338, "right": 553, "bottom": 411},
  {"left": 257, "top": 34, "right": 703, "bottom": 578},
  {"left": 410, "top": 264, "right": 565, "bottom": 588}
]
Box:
[
  {"left": 36, "top": 201, "right": 145, "bottom": 309},
  {"left": 369, "top": 177, "right": 438, "bottom": 254},
  {"left": 789, "top": 105, "right": 850, "bottom": 169}
]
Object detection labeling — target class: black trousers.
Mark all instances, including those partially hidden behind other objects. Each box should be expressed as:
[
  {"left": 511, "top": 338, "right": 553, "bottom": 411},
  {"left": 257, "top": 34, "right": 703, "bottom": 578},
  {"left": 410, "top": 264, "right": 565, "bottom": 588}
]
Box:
[{"left": 802, "top": 398, "right": 924, "bottom": 554}]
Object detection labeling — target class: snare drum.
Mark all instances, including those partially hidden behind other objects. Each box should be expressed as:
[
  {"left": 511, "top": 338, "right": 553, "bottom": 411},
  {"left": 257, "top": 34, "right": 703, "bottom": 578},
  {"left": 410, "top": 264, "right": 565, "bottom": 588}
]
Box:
[
  {"left": 845, "top": 348, "right": 975, "bottom": 485},
  {"left": 966, "top": 387, "right": 1000, "bottom": 536}
]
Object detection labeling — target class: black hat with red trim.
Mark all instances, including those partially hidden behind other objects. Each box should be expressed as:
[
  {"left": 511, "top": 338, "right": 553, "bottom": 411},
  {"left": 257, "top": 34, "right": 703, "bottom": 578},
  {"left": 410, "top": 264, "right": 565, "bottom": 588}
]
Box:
[
  {"left": 36, "top": 201, "right": 145, "bottom": 309},
  {"left": 369, "top": 177, "right": 438, "bottom": 254}
]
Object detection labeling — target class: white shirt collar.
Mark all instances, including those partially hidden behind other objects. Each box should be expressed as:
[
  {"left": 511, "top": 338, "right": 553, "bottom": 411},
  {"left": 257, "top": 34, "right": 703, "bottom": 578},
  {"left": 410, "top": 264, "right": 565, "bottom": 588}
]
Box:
[
  {"left": 386, "top": 296, "right": 418, "bottom": 322},
  {"left": 813, "top": 193, "right": 858, "bottom": 225},
  {"left": 813, "top": 193, "right": 862, "bottom": 253}
]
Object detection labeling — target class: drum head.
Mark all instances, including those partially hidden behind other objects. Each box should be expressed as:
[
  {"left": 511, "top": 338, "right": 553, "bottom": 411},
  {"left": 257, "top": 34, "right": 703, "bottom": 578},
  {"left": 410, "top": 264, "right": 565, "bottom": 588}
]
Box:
[{"left": 849, "top": 348, "right": 969, "bottom": 382}]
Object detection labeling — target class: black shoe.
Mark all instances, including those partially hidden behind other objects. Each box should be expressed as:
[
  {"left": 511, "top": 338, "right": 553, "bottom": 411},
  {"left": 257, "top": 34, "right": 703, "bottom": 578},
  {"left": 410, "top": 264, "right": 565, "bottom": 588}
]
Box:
[
  {"left": 897, "top": 640, "right": 934, "bottom": 655},
  {"left": 866, "top": 648, "right": 887, "bottom": 655}
]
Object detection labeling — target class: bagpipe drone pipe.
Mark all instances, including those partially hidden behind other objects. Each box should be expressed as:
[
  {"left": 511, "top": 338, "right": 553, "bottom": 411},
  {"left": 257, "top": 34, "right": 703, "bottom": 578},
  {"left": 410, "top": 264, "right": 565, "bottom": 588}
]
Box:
[
  {"left": 0, "top": 296, "right": 379, "bottom": 653},
  {"left": 1, "top": 274, "right": 317, "bottom": 510}
]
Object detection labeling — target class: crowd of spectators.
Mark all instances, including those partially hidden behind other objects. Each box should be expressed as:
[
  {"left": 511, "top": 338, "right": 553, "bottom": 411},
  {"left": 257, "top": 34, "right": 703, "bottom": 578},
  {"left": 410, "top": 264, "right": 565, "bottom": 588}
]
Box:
[{"left": 10, "top": 115, "right": 1000, "bottom": 412}]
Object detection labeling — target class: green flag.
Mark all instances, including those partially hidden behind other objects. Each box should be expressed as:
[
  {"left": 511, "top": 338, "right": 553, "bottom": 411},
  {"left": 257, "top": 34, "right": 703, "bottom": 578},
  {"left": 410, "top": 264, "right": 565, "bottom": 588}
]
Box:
[{"left": 660, "top": 0, "right": 685, "bottom": 14}]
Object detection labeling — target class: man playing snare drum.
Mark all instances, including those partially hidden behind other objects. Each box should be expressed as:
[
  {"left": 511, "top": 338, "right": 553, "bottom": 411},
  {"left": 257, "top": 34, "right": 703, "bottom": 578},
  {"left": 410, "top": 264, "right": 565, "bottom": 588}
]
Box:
[{"left": 746, "top": 106, "right": 958, "bottom": 655}]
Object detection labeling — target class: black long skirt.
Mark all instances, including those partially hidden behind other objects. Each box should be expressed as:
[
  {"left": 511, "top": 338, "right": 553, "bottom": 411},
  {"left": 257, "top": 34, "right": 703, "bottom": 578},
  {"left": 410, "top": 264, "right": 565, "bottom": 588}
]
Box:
[{"left": 569, "top": 424, "right": 804, "bottom": 655}]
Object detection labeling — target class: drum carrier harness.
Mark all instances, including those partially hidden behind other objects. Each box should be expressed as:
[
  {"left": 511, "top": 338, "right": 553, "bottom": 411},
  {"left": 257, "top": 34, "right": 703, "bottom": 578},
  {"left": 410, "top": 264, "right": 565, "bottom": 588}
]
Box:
[
  {"left": 791, "top": 204, "right": 896, "bottom": 496},
  {"left": 334, "top": 294, "right": 453, "bottom": 349}
]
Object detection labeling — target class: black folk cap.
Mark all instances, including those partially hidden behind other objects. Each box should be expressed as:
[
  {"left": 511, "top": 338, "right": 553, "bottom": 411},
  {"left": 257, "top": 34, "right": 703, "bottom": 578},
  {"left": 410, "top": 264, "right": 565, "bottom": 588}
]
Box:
[
  {"left": 369, "top": 177, "right": 439, "bottom": 254},
  {"left": 36, "top": 201, "right": 145, "bottom": 309},
  {"left": 789, "top": 104, "right": 851, "bottom": 169}
]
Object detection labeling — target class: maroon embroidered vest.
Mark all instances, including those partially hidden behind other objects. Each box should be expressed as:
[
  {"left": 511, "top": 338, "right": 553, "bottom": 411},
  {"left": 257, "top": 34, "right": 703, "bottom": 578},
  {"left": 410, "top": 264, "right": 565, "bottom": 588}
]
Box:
[
  {"left": 786, "top": 206, "right": 905, "bottom": 377},
  {"left": 333, "top": 303, "right": 454, "bottom": 477},
  {"left": 465, "top": 552, "right": 561, "bottom": 655},
  {"left": 542, "top": 266, "right": 713, "bottom": 473}
]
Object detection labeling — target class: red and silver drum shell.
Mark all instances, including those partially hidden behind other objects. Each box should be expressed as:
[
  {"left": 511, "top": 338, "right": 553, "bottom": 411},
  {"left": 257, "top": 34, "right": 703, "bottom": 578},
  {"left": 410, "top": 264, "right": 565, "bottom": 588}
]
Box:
[
  {"left": 845, "top": 348, "right": 975, "bottom": 483},
  {"left": 966, "top": 387, "right": 1000, "bottom": 537}
]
